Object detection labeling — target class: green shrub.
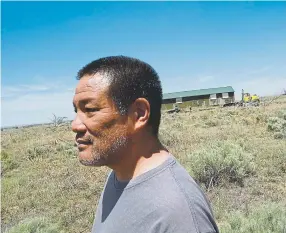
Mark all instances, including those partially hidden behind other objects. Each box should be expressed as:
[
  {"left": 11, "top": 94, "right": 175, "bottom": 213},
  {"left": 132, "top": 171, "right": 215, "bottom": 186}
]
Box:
[
  {"left": 159, "top": 129, "right": 181, "bottom": 147},
  {"left": 26, "top": 146, "right": 55, "bottom": 160},
  {"left": 267, "top": 117, "right": 286, "bottom": 132},
  {"left": 25, "top": 141, "right": 76, "bottom": 160},
  {"left": 267, "top": 110, "right": 286, "bottom": 139},
  {"left": 254, "top": 114, "right": 268, "bottom": 124},
  {"left": 1, "top": 150, "right": 19, "bottom": 174},
  {"left": 6, "top": 217, "right": 63, "bottom": 233},
  {"left": 274, "top": 132, "right": 284, "bottom": 139},
  {"left": 55, "top": 142, "right": 77, "bottom": 157},
  {"left": 277, "top": 109, "right": 286, "bottom": 120},
  {"left": 204, "top": 120, "right": 219, "bottom": 127},
  {"left": 219, "top": 203, "right": 286, "bottom": 233},
  {"left": 186, "top": 141, "right": 255, "bottom": 188}
]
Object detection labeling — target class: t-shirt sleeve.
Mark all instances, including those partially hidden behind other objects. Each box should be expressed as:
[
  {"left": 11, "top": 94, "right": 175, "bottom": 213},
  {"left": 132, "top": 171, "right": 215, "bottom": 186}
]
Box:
[{"left": 148, "top": 204, "right": 218, "bottom": 233}]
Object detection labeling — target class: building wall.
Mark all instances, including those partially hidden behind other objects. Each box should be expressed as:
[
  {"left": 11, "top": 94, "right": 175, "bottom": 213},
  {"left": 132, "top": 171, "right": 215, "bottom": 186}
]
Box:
[
  {"left": 162, "top": 92, "right": 235, "bottom": 110},
  {"left": 162, "top": 95, "right": 210, "bottom": 110},
  {"left": 162, "top": 99, "right": 209, "bottom": 110}
]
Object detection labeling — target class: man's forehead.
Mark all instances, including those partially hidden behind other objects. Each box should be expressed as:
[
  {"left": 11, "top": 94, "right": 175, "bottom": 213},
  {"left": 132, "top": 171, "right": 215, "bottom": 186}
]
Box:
[{"left": 75, "top": 74, "right": 110, "bottom": 94}]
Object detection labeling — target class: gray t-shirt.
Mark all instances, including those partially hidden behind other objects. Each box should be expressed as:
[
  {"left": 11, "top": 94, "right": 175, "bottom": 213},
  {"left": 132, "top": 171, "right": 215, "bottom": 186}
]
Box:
[{"left": 91, "top": 155, "right": 219, "bottom": 233}]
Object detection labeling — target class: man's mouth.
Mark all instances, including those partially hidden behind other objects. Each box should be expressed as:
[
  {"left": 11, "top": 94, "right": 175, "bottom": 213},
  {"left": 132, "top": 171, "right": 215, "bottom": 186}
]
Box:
[{"left": 76, "top": 139, "right": 92, "bottom": 151}]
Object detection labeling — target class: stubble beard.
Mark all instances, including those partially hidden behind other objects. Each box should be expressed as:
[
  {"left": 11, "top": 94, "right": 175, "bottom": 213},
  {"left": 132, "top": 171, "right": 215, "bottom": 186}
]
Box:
[{"left": 80, "top": 128, "right": 130, "bottom": 167}]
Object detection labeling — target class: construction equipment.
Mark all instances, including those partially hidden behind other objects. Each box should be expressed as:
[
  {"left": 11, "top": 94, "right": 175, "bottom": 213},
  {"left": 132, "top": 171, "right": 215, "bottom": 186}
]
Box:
[
  {"left": 242, "top": 90, "right": 260, "bottom": 106},
  {"left": 243, "top": 93, "right": 251, "bottom": 103},
  {"left": 167, "top": 104, "right": 180, "bottom": 114}
]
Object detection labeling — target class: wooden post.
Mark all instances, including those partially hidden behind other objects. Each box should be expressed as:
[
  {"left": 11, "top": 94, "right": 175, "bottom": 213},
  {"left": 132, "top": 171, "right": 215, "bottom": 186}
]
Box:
[{"left": 241, "top": 89, "right": 244, "bottom": 102}]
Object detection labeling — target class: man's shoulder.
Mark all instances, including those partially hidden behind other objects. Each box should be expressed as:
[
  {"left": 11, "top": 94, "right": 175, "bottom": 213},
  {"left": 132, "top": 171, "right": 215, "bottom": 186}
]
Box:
[
  {"left": 131, "top": 158, "right": 211, "bottom": 212},
  {"left": 168, "top": 160, "right": 214, "bottom": 210},
  {"left": 167, "top": 159, "right": 219, "bottom": 233},
  {"left": 161, "top": 158, "right": 207, "bottom": 199},
  {"left": 98, "top": 158, "right": 219, "bottom": 233}
]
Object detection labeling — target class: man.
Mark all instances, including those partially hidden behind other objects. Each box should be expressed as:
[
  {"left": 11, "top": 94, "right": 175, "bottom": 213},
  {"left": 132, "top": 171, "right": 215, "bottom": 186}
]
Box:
[{"left": 72, "top": 56, "right": 219, "bottom": 233}]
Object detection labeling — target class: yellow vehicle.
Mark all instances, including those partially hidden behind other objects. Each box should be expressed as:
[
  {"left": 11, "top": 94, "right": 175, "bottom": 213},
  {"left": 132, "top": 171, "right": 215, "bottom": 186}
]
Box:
[
  {"left": 243, "top": 93, "right": 251, "bottom": 103},
  {"left": 242, "top": 92, "right": 260, "bottom": 106},
  {"left": 251, "top": 94, "right": 260, "bottom": 102}
]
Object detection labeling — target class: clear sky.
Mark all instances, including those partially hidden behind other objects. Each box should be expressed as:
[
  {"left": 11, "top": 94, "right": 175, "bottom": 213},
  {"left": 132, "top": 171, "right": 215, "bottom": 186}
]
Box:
[{"left": 2, "top": 1, "right": 286, "bottom": 127}]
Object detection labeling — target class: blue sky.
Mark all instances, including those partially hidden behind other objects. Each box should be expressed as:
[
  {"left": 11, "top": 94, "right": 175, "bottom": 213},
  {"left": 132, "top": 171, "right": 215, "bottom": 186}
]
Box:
[{"left": 2, "top": 1, "right": 286, "bottom": 127}]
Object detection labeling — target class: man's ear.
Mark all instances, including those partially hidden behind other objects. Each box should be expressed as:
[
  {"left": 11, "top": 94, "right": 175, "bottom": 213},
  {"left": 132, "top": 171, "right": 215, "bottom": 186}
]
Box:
[{"left": 129, "top": 98, "right": 150, "bottom": 132}]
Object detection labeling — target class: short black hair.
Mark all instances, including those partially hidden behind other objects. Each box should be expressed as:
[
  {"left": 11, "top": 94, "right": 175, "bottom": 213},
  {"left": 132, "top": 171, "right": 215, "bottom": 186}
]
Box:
[{"left": 77, "top": 56, "right": 163, "bottom": 136}]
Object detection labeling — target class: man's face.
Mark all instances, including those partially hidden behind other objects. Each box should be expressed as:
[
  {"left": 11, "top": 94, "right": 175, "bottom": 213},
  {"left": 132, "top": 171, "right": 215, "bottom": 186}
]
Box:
[{"left": 72, "top": 74, "right": 131, "bottom": 167}]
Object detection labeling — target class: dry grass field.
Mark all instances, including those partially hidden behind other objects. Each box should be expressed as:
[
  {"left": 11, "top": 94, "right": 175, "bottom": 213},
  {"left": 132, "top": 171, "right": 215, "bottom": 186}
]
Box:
[{"left": 1, "top": 96, "right": 286, "bottom": 233}]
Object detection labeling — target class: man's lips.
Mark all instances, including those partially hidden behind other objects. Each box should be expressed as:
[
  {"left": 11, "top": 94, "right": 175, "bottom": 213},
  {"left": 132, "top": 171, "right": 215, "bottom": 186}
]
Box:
[
  {"left": 76, "top": 139, "right": 92, "bottom": 144},
  {"left": 76, "top": 139, "right": 92, "bottom": 150}
]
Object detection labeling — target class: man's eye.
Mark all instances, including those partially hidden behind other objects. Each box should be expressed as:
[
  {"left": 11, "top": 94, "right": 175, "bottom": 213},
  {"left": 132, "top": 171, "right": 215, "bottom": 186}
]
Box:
[{"left": 85, "top": 108, "right": 99, "bottom": 112}]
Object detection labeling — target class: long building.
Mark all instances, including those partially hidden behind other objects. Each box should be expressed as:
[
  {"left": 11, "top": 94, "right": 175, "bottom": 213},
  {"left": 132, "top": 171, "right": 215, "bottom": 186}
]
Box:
[{"left": 162, "top": 86, "right": 235, "bottom": 109}]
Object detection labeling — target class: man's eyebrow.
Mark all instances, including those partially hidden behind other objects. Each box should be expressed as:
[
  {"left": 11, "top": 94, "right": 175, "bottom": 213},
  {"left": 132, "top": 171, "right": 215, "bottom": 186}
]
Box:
[
  {"left": 73, "top": 98, "right": 98, "bottom": 106},
  {"left": 75, "top": 88, "right": 98, "bottom": 94}
]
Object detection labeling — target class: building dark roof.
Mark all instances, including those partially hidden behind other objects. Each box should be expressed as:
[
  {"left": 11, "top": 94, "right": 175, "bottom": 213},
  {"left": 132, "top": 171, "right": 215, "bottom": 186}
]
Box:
[{"left": 163, "top": 86, "right": 234, "bottom": 100}]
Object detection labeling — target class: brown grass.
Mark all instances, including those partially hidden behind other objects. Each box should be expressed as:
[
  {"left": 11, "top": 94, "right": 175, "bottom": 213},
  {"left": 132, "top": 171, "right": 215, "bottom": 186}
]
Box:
[{"left": 1, "top": 96, "right": 286, "bottom": 233}]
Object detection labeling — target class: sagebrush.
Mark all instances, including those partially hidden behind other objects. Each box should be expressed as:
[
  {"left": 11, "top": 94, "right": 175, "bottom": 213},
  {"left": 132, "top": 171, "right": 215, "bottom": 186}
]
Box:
[{"left": 1, "top": 96, "right": 286, "bottom": 233}]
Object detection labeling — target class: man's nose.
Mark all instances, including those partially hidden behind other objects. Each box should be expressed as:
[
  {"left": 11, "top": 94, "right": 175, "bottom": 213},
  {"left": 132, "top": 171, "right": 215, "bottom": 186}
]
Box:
[{"left": 71, "top": 114, "right": 87, "bottom": 133}]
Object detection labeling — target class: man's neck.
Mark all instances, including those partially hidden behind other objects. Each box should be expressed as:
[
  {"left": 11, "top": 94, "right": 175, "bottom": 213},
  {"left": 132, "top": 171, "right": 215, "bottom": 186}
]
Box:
[{"left": 110, "top": 134, "right": 170, "bottom": 181}]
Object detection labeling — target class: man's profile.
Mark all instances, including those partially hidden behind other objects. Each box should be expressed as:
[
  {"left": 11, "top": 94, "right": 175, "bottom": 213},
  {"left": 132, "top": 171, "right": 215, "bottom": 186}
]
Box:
[{"left": 72, "top": 56, "right": 219, "bottom": 233}]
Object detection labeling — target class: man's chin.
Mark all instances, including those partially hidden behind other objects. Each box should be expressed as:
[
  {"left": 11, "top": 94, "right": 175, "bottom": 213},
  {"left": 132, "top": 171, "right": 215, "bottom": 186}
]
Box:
[
  {"left": 78, "top": 151, "right": 106, "bottom": 167},
  {"left": 79, "top": 159, "right": 104, "bottom": 167}
]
